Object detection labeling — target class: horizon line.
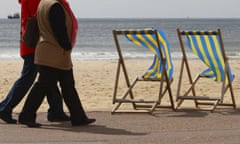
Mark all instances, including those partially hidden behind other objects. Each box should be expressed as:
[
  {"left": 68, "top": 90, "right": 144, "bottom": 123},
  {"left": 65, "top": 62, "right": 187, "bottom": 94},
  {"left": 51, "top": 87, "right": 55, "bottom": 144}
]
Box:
[{"left": 1, "top": 17, "right": 240, "bottom": 19}]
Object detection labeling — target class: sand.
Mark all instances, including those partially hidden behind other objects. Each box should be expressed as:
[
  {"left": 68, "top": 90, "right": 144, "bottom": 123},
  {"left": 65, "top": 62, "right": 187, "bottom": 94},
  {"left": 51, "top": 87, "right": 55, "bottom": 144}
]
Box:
[{"left": 0, "top": 59, "right": 239, "bottom": 113}]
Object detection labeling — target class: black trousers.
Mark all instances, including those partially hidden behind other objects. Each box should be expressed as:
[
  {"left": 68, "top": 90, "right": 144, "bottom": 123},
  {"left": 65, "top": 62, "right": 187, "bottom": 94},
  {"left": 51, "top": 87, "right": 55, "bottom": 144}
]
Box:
[{"left": 19, "top": 65, "right": 87, "bottom": 125}]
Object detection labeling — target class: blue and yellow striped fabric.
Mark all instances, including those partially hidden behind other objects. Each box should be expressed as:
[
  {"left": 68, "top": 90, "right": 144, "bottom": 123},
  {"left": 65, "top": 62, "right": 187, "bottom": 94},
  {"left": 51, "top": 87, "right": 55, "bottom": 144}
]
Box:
[
  {"left": 185, "top": 31, "right": 234, "bottom": 82},
  {"left": 123, "top": 29, "right": 174, "bottom": 79}
]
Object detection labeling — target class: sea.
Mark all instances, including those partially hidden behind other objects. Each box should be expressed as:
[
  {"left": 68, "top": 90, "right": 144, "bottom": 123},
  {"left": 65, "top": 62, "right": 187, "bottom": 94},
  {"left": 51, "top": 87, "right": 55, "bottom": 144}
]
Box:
[{"left": 0, "top": 18, "right": 240, "bottom": 60}]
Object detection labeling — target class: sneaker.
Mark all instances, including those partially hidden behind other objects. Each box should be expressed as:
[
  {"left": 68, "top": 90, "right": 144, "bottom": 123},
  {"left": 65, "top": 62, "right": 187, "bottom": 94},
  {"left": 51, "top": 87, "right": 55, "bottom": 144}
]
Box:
[
  {"left": 72, "top": 118, "right": 96, "bottom": 126},
  {"left": 47, "top": 114, "right": 70, "bottom": 122},
  {"left": 0, "top": 111, "right": 17, "bottom": 124}
]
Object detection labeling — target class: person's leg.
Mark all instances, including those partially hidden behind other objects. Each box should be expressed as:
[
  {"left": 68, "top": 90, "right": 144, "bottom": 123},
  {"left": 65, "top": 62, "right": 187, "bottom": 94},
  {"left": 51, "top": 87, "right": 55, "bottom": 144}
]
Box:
[
  {"left": 0, "top": 54, "right": 36, "bottom": 123},
  {"left": 18, "top": 81, "right": 45, "bottom": 127},
  {"left": 18, "top": 65, "right": 59, "bottom": 127},
  {"left": 46, "top": 85, "right": 69, "bottom": 122},
  {"left": 59, "top": 69, "right": 95, "bottom": 126}
]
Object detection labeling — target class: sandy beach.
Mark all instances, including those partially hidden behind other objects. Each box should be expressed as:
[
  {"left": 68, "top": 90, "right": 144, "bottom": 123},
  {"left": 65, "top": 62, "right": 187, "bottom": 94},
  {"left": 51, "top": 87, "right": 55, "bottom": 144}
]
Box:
[{"left": 0, "top": 59, "right": 239, "bottom": 113}]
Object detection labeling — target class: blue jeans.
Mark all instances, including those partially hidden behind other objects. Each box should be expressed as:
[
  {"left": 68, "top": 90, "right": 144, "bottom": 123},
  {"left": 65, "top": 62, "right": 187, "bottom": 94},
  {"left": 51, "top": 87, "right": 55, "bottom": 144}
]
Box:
[{"left": 0, "top": 54, "right": 65, "bottom": 117}]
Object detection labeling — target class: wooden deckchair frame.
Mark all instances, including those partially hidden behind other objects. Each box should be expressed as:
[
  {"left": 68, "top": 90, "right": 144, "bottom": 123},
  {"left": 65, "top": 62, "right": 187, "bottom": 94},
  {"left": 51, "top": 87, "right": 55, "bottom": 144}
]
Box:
[
  {"left": 112, "top": 28, "right": 175, "bottom": 114},
  {"left": 176, "top": 28, "right": 236, "bottom": 112}
]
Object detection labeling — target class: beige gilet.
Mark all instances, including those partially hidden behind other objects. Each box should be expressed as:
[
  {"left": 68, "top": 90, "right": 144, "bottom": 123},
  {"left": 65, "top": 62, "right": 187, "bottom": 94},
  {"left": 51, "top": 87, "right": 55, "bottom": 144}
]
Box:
[{"left": 35, "top": 0, "right": 73, "bottom": 70}]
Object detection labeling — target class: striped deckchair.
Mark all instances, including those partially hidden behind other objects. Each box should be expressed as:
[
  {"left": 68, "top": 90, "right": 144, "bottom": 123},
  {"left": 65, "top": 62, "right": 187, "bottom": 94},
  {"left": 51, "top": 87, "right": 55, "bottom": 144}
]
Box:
[
  {"left": 112, "top": 28, "right": 175, "bottom": 113},
  {"left": 176, "top": 28, "right": 236, "bottom": 111}
]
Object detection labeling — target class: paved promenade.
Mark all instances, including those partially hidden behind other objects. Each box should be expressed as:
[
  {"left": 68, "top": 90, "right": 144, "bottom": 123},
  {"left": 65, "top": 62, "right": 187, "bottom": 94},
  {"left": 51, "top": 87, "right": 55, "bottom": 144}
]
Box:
[{"left": 1, "top": 109, "right": 240, "bottom": 144}]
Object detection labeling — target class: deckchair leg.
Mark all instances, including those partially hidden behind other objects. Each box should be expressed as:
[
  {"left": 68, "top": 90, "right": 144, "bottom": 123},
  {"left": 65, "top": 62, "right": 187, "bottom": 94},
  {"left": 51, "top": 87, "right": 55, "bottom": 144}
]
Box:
[
  {"left": 165, "top": 79, "right": 175, "bottom": 110},
  {"left": 112, "top": 77, "right": 138, "bottom": 113},
  {"left": 112, "top": 60, "right": 121, "bottom": 104},
  {"left": 157, "top": 78, "right": 175, "bottom": 111},
  {"left": 167, "top": 84, "right": 175, "bottom": 110},
  {"left": 210, "top": 100, "right": 219, "bottom": 112},
  {"left": 176, "top": 99, "right": 184, "bottom": 109},
  {"left": 158, "top": 58, "right": 175, "bottom": 110},
  {"left": 112, "top": 104, "right": 121, "bottom": 113},
  {"left": 150, "top": 102, "right": 160, "bottom": 113},
  {"left": 227, "top": 81, "right": 236, "bottom": 108}
]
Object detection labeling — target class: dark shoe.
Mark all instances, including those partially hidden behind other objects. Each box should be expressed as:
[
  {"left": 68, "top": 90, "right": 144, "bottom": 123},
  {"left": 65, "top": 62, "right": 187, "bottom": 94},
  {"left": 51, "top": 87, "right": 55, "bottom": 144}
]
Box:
[
  {"left": 72, "top": 118, "right": 96, "bottom": 126},
  {"left": 18, "top": 120, "right": 42, "bottom": 128},
  {"left": 48, "top": 114, "right": 70, "bottom": 122},
  {"left": 0, "top": 111, "right": 17, "bottom": 124}
]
